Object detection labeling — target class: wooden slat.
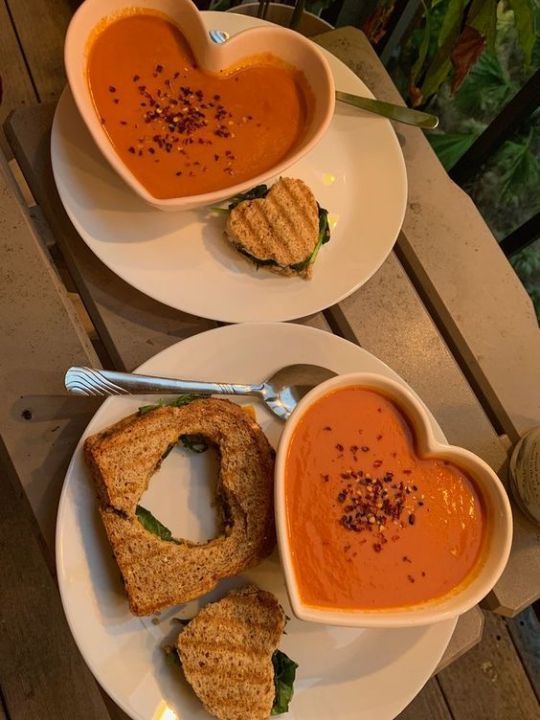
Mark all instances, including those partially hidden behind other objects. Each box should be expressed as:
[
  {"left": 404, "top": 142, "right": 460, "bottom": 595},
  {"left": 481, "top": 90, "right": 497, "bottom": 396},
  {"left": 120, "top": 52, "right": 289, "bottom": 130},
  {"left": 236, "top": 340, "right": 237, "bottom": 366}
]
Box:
[
  {"left": 396, "top": 678, "right": 452, "bottom": 720},
  {"left": 0, "top": 0, "right": 38, "bottom": 156},
  {"left": 4, "top": 104, "right": 216, "bottom": 372},
  {"left": 0, "top": 459, "right": 111, "bottom": 720},
  {"left": 324, "top": 253, "right": 508, "bottom": 465},
  {"left": 437, "top": 612, "right": 540, "bottom": 720},
  {"left": 437, "top": 607, "right": 485, "bottom": 673},
  {"left": 313, "top": 28, "right": 540, "bottom": 616},
  {"left": 506, "top": 605, "right": 540, "bottom": 700},
  {"left": 0, "top": 156, "right": 99, "bottom": 549},
  {"left": 315, "top": 27, "right": 540, "bottom": 444},
  {"left": 5, "top": 0, "right": 70, "bottom": 102}
]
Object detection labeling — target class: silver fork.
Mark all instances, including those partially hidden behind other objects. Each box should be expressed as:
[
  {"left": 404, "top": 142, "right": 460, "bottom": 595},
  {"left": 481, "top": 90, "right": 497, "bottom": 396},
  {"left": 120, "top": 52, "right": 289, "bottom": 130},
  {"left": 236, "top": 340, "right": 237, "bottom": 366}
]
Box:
[{"left": 65, "top": 364, "right": 336, "bottom": 421}]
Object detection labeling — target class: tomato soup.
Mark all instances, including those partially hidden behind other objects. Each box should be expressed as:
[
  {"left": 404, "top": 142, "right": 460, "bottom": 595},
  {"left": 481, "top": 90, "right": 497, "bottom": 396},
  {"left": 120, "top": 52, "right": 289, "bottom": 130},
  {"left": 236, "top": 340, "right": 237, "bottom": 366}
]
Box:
[
  {"left": 285, "top": 386, "right": 487, "bottom": 610},
  {"left": 87, "top": 12, "right": 310, "bottom": 199}
]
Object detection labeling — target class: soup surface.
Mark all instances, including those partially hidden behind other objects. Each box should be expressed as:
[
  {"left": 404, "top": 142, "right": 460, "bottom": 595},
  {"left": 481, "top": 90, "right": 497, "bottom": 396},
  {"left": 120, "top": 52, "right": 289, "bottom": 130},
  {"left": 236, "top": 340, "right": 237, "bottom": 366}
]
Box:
[
  {"left": 87, "top": 12, "right": 310, "bottom": 198},
  {"left": 285, "top": 386, "right": 486, "bottom": 610}
]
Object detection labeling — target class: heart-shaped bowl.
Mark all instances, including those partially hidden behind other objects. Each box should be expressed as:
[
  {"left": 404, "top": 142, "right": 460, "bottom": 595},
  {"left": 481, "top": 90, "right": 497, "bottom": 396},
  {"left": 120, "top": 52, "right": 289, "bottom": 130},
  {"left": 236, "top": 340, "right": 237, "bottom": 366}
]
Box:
[
  {"left": 65, "top": 0, "right": 335, "bottom": 211},
  {"left": 275, "top": 372, "right": 513, "bottom": 628}
]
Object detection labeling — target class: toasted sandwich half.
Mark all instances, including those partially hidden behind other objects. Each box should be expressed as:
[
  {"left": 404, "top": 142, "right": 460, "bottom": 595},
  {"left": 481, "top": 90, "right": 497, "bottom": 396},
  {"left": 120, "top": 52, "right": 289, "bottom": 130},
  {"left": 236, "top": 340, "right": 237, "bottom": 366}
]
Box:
[
  {"left": 225, "top": 177, "right": 329, "bottom": 279},
  {"left": 177, "top": 585, "right": 297, "bottom": 720}
]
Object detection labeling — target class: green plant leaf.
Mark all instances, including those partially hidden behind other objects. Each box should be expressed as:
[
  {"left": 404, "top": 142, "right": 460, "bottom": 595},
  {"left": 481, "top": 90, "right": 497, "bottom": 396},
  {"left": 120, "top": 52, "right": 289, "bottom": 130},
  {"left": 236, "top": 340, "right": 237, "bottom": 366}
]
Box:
[
  {"left": 271, "top": 650, "right": 298, "bottom": 715},
  {"left": 507, "top": 0, "right": 536, "bottom": 64},
  {"left": 136, "top": 505, "right": 181, "bottom": 544},
  {"left": 411, "top": 1, "right": 433, "bottom": 87},
  {"left": 467, "top": 0, "right": 497, "bottom": 52},
  {"left": 438, "top": 0, "right": 467, "bottom": 48},
  {"left": 428, "top": 132, "right": 477, "bottom": 169},
  {"left": 455, "top": 52, "right": 512, "bottom": 116},
  {"left": 497, "top": 136, "right": 540, "bottom": 198},
  {"left": 419, "top": 51, "right": 453, "bottom": 102}
]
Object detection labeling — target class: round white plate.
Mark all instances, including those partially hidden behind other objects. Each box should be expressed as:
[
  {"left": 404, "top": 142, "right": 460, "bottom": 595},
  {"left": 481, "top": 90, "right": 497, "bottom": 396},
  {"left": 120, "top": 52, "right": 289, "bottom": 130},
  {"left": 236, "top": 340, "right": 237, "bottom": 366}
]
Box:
[
  {"left": 57, "top": 323, "right": 455, "bottom": 720},
  {"left": 51, "top": 11, "right": 407, "bottom": 323}
]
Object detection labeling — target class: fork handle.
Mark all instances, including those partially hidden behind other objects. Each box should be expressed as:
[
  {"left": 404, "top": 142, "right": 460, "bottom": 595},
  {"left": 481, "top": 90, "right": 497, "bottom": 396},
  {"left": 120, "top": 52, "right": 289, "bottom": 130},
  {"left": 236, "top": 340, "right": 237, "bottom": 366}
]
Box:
[{"left": 65, "top": 367, "right": 261, "bottom": 398}]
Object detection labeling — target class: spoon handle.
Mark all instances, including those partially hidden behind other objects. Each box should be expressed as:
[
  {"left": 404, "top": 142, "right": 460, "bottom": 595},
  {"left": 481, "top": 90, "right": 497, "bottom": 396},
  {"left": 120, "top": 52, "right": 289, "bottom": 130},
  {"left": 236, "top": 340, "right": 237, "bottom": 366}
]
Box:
[
  {"left": 65, "top": 367, "right": 260, "bottom": 398},
  {"left": 335, "top": 91, "right": 439, "bottom": 129}
]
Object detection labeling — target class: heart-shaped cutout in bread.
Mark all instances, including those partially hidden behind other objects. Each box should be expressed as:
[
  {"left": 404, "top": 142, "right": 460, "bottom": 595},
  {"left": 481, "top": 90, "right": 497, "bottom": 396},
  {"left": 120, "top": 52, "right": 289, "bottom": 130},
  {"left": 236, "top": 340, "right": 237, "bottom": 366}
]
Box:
[
  {"left": 84, "top": 398, "right": 275, "bottom": 616},
  {"left": 65, "top": 0, "right": 335, "bottom": 211}
]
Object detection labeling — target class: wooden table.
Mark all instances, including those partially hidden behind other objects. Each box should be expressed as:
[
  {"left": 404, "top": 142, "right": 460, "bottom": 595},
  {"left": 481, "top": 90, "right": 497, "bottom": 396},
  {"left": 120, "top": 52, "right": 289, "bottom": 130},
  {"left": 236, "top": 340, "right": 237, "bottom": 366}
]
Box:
[{"left": 1, "top": 15, "right": 539, "bottom": 720}]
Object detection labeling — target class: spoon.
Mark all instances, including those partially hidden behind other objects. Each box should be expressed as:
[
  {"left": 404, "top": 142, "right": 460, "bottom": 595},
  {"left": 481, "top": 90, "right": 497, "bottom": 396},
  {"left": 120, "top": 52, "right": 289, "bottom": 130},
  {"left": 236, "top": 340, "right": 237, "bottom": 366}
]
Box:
[
  {"left": 207, "top": 29, "right": 438, "bottom": 130},
  {"left": 65, "top": 364, "right": 336, "bottom": 421}
]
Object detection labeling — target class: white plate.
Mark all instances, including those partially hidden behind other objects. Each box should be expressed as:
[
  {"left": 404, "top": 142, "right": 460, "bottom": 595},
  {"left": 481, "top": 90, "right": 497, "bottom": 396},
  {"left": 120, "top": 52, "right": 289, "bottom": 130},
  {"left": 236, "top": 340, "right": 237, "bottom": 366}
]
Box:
[
  {"left": 51, "top": 11, "right": 406, "bottom": 323},
  {"left": 57, "top": 323, "right": 455, "bottom": 720}
]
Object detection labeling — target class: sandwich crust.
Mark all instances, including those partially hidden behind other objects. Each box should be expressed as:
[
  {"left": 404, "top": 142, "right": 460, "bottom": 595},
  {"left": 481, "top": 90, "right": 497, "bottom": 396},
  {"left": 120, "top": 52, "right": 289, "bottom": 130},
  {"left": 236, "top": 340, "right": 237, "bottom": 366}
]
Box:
[
  {"left": 177, "top": 585, "right": 285, "bottom": 720},
  {"left": 84, "top": 399, "right": 275, "bottom": 615}
]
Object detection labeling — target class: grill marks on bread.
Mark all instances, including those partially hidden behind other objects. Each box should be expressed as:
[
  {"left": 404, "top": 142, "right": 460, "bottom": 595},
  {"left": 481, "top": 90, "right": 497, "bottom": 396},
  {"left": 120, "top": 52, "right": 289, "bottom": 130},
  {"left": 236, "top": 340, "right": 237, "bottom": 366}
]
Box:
[
  {"left": 178, "top": 586, "right": 285, "bottom": 720},
  {"left": 84, "top": 400, "right": 275, "bottom": 615},
  {"left": 226, "top": 178, "right": 319, "bottom": 277}
]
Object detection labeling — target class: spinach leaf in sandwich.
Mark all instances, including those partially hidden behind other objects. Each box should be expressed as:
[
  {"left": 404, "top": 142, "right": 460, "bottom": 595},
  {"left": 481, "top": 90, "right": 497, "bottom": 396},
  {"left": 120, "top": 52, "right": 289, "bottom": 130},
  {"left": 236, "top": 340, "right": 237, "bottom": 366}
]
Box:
[
  {"left": 271, "top": 649, "right": 298, "bottom": 715},
  {"left": 139, "top": 395, "right": 210, "bottom": 453},
  {"left": 136, "top": 506, "right": 182, "bottom": 544},
  {"left": 290, "top": 204, "right": 331, "bottom": 273},
  {"left": 138, "top": 393, "right": 205, "bottom": 415},
  {"left": 212, "top": 184, "right": 269, "bottom": 215},
  {"left": 227, "top": 184, "right": 269, "bottom": 210},
  {"left": 180, "top": 434, "right": 209, "bottom": 453}
]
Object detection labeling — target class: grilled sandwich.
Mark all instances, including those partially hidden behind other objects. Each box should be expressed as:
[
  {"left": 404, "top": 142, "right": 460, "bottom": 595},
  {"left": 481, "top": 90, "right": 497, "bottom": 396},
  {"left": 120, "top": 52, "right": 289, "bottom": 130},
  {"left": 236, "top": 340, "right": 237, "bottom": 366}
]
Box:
[
  {"left": 177, "top": 585, "right": 297, "bottom": 720},
  {"left": 84, "top": 398, "right": 275, "bottom": 616},
  {"left": 225, "top": 177, "right": 330, "bottom": 279}
]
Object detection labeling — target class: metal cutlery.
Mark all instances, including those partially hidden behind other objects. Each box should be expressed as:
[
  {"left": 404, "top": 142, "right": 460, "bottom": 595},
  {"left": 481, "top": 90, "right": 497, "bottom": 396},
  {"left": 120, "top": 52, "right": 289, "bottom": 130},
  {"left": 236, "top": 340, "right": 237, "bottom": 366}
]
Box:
[{"left": 65, "top": 364, "right": 336, "bottom": 421}]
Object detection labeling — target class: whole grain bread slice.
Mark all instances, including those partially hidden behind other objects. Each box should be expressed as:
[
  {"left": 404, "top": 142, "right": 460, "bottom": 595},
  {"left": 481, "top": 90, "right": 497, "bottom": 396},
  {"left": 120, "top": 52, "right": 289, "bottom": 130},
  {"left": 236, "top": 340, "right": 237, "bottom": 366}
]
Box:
[
  {"left": 177, "top": 585, "right": 285, "bottom": 720},
  {"left": 84, "top": 399, "right": 275, "bottom": 615}
]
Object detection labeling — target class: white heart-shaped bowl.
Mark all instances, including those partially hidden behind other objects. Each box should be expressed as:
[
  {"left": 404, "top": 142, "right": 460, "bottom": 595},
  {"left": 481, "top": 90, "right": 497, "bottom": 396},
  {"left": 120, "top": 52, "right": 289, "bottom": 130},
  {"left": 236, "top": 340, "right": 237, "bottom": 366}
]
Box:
[
  {"left": 275, "top": 372, "right": 513, "bottom": 628},
  {"left": 64, "top": 0, "right": 335, "bottom": 211}
]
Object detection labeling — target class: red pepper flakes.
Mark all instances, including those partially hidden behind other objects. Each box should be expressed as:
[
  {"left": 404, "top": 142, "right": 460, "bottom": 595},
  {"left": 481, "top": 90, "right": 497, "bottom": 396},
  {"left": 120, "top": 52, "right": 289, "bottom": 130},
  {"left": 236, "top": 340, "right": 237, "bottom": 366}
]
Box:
[
  {"left": 108, "top": 85, "right": 116, "bottom": 93},
  {"left": 407, "top": 574, "right": 415, "bottom": 583},
  {"left": 361, "top": 446, "right": 369, "bottom": 452},
  {"left": 402, "top": 556, "right": 412, "bottom": 563},
  {"left": 336, "top": 443, "right": 344, "bottom": 452},
  {"left": 373, "top": 460, "right": 383, "bottom": 468},
  {"left": 408, "top": 513, "right": 416, "bottom": 525},
  {"left": 373, "top": 543, "right": 382, "bottom": 553},
  {"left": 321, "top": 473, "right": 330, "bottom": 482},
  {"left": 377, "top": 434, "right": 383, "bottom": 440}
]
